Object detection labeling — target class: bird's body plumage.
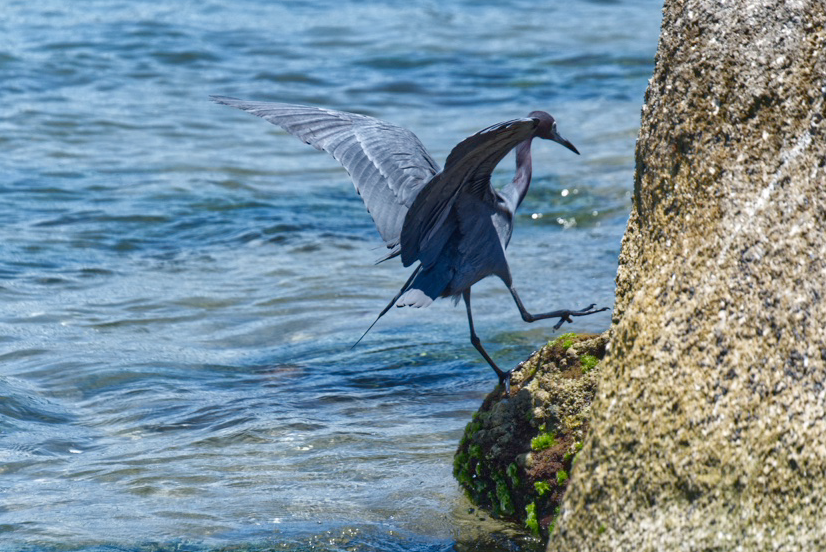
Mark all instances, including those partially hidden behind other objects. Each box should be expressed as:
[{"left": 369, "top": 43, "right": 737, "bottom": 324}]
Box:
[{"left": 212, "top": 96, "right": 606, "bottom": 383}]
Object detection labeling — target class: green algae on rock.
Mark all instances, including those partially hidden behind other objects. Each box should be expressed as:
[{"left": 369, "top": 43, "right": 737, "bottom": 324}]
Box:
[{"left": 453, "top": 332, "right": 608, "bottom": 539}]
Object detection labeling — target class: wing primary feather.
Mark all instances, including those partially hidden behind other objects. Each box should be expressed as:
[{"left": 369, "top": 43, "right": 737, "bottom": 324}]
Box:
[{"left": 212, "top": 96, "right": 441, "bottom": 249}]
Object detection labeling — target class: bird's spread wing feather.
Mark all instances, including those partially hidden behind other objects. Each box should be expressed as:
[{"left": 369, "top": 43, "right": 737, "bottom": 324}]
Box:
[
  {"left": 399, "top": 117, "right": 538, "bottom": 268},
  {"left": 211, "top": 96, "right": 440, "bottom": 255}
]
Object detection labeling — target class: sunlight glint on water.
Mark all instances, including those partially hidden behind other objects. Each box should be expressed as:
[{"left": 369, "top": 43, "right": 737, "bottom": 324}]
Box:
[{"left": 0, "top": 1, "right": 661, "bottom": 550}]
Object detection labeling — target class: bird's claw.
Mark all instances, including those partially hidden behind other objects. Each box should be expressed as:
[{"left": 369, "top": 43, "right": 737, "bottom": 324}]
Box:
[
  {"left": 553, "top": 316, "right": 573, "bottom": 330},
  {"left": 552, "top": 304, "right": 610, "bottom": 330},
  {"left": 497, "top": 369, "right": 513, "bottom": 394}
]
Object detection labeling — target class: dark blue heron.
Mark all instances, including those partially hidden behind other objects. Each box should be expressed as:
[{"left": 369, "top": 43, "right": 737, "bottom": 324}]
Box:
[{"left": 212, "top": 96, "right": 607, "bottom": 384}]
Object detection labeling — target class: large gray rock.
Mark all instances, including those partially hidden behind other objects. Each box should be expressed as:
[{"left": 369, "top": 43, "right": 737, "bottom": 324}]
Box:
[{"left": 553, "top": 1, "right": 826, "bottom": 550}]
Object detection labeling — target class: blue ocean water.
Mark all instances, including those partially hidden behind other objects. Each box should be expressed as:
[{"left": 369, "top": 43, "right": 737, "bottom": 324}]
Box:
[{"left": 0, "top": 0, "right": 661, "bottom": 550}]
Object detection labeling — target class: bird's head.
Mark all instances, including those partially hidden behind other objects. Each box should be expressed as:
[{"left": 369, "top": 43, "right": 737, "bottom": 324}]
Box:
[{"left": 529, "top": 111, "right": 580, "bottom": 155}]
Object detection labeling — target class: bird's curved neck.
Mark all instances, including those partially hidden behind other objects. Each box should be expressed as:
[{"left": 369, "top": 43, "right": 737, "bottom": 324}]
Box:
[{"left": 502, "top": 138, "right": 533, "bottom": 212}]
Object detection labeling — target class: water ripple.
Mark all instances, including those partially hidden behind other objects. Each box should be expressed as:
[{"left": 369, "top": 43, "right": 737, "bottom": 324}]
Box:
[{"left": 0, "top": 0, "right": 661, "bottom": 549}]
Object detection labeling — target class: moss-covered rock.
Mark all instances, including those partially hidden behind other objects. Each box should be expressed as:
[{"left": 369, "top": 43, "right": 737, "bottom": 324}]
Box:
[{"left": 453, "top": 332, "right": 607, "bottom": 539}]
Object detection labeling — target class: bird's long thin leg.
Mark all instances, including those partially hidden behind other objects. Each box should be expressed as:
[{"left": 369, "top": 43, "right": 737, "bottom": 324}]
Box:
[
  {"left": 508, "top": 286, "right": 609, "bottom": 330},
  {"left": 463, "top": 289, "right": 510, "bottom": 385}
]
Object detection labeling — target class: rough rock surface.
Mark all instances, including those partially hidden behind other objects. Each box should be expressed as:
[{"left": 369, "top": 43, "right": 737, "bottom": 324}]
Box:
[
  {"left": 453, "top": 333, "right": 607, "bottom": 537},
  {"left": 553, "top": 1, "right": 826, "bottom": 551}
]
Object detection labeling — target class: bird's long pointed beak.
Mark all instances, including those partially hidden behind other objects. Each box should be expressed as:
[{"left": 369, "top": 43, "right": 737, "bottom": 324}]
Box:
[{"left": 551, "top": 131, "right": 580, "bottom": 155}]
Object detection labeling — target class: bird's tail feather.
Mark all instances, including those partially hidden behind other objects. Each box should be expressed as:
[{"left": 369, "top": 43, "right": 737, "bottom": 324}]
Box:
[{"left": 352, "top": 266, "right": 422, "bottom": 349}]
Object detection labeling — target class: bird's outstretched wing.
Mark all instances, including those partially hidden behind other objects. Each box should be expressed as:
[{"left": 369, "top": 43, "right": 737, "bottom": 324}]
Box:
[
  {"left": 212, "top": 96, "right": 440, "bottom": 257},
  {"left": 399, "top": 117, "right": 539, "bottom": 268}
]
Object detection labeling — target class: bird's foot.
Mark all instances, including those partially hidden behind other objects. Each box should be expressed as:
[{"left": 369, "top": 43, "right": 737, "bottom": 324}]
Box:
[
  {"left": 552, "top": 304, "right": 610, "bottom": 330},
  {"left": 496, "top": 368, "right": 513, "bottom": 395}
]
